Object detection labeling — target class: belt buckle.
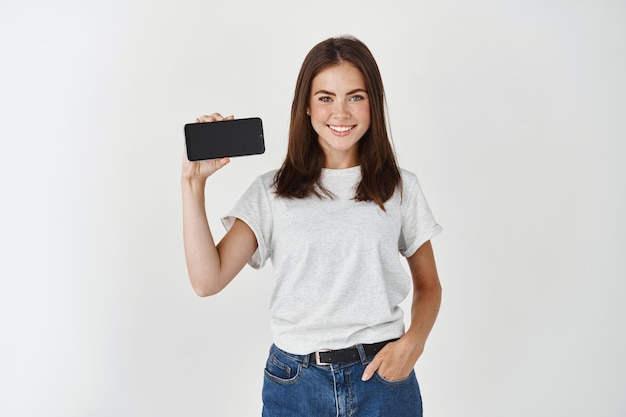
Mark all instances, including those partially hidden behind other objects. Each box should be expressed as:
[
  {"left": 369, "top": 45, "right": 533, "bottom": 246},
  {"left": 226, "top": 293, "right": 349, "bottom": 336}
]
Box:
[{"left": 314, "top": 349, "right": 332, "bottom": 365}]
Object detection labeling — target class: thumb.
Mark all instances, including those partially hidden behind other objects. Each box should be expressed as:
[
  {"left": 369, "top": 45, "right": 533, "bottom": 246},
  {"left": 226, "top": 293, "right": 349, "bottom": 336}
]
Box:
[
  {"left": 212, "top": 157, "right": 231, "bottom": 171},
  {"left": 361, "top": 356, "right": 382, "bottom": 381}
]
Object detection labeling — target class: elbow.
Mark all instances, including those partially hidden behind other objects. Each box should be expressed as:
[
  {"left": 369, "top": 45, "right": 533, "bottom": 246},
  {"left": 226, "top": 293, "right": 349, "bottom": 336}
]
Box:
[
  {"left": 193, "top": 286, "right": 220, "bottom": 297},
  {"left": 190, "top": 275, "right": 224, "bottom": 297},
  {"left": 416, "top": 279, "right": 442, "bottom": 298},
  {"left": 433, "top": 281, "right": 443, "bottom": 299}
]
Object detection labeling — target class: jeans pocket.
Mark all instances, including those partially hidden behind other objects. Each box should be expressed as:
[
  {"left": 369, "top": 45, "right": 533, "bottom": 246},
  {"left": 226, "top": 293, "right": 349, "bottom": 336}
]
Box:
[
  {"left": 263, "top": 350, "right": 302, "bottom": 385},
  {"left": 374, "top": 369, "right": 416, "bottom": 387}
]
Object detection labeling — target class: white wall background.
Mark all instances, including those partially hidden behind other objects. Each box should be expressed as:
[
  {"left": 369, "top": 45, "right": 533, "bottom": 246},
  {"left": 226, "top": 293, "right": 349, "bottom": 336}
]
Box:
[{"left": 1, "top": 1, "right": 624, "bottom": 416}]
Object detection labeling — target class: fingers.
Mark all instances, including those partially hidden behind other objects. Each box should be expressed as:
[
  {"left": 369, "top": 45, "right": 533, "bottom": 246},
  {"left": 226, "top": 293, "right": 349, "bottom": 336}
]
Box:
[
  {"left": 195, "top": 113, "right": 235, "bottom": 123},
  {"left": 196, "top": 113, "right": 223, "bottom": 123},
  {"left": 181, "top": 113, "right": 234, "bottom": 180},
  {"left": 361, "top": 339, "right": 419, "bottom": 382},
  {"left": 361, "top": 355, "right": 381, "bottom": 381}
]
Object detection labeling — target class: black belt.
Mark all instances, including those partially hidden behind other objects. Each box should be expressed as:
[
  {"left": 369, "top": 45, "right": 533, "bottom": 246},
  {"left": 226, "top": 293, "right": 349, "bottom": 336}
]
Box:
[{"left": 309, "top": 339, "right": 396, "bottom": 365}]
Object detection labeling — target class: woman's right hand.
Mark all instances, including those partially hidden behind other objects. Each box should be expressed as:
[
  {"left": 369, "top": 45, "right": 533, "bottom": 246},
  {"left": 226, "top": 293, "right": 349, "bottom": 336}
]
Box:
[{"left": 181, "top": 113, "right": 235, "bottom": 180}]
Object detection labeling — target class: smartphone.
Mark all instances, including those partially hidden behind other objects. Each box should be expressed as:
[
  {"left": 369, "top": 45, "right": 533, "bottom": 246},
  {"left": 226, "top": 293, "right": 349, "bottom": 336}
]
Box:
[{"left": 184, "top": 117, "right": 265, "bottom": 161}]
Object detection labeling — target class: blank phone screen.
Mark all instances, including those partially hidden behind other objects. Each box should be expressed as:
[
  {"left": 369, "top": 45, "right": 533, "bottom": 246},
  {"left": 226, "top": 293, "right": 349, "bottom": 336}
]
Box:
[{"left": 184, "top": 117, "right": 265, "bottom": 161}]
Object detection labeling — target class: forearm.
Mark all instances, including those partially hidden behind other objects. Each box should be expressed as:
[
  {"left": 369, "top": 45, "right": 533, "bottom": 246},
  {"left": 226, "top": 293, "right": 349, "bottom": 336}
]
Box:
[
  {"left": 181, "top": 177, "right": 223, "bottom": 296},
  {"left": 401, "top": 240, "right": 442, "bottom": 359},
  {"left": 403, "top": 283, "right": 442, "bottom": 356}
]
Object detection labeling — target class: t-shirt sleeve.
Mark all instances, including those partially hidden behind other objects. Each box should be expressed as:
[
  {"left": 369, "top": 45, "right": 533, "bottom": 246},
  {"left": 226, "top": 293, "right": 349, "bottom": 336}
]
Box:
[
  {"left": 221, "top": 175, "right": 273, "bottom": 269},
  {"left": 399, "top": 173, "right": 443, "bottom": 258}
]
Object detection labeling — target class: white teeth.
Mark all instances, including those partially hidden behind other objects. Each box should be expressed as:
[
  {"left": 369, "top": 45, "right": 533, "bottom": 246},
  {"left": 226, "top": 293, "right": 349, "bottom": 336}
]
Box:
[{"left": 329, "top": 125, "right": 353, "bottom": 133}]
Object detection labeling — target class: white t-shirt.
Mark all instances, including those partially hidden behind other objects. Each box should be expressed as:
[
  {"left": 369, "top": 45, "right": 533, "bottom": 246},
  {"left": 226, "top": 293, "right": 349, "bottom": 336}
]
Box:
[{"left": 222, "top": 166, "right": 442, "bottom": 354}]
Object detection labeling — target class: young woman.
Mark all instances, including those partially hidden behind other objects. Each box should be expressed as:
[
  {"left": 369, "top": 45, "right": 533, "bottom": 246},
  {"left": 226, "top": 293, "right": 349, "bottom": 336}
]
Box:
[{"left": 182, "top": 36, "right": 442, "bottom": 417}]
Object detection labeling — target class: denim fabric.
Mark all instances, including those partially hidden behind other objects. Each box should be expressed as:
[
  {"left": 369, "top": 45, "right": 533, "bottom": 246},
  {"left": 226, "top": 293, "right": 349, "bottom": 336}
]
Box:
[{"left": 262, "top": 344, "right": 422, "bottom": 417}]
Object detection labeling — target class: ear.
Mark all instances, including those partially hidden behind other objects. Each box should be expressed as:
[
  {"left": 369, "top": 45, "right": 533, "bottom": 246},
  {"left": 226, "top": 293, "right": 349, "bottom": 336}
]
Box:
[{"left": 306, "top": 108, "right": 311, "bottom": 116}]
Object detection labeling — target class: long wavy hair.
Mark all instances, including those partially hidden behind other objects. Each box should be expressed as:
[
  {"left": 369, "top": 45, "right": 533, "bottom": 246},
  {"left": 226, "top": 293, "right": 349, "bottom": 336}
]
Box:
[{"left": 273, "top": 36, "right": 401, "bottom": 210}]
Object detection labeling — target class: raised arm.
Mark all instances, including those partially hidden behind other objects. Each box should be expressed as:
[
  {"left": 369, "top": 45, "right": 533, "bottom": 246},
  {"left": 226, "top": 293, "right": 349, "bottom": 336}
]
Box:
[{"left": 181, "top": 113, "right": 258, "bottom": 296}]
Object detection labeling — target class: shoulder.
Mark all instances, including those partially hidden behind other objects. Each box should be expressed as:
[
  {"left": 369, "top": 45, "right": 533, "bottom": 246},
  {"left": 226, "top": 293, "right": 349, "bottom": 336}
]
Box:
[
  {"left": 399, "top": 168, "right": 419, "bottom": 190},
  {"left": 245, "top": 169, "right": 279, "bottom": 194},
  {"left": 257, "top": 169, "right": 279, "bottom": 187}
]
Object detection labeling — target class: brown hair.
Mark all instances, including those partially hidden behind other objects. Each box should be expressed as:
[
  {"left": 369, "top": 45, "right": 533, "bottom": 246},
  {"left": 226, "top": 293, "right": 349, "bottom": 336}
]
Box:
[{"left": 273, "top": 35, "right": 401, "bottom": 210}]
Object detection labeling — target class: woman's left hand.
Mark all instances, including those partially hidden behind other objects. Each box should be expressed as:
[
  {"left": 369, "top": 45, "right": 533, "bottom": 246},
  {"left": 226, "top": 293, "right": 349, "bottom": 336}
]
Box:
[{"left": 361, "top": 337, "right": 423, "bottom": 381}]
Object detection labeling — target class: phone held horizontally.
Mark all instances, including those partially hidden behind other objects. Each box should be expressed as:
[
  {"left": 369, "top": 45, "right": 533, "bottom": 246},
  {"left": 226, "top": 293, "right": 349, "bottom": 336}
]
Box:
[{"left": 184, "top": 117, "right": 265, "bottom": 161}]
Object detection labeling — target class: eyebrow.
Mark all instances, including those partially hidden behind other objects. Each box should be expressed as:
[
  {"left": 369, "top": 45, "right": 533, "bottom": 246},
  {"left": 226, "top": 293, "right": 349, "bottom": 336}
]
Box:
[{"left": 313, "top": 88, "right": 368, "bottom": 96}]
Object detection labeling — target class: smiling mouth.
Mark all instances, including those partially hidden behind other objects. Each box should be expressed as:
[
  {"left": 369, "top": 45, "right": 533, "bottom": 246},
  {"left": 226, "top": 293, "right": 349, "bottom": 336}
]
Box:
[{"left": 328, "top": 125, "right": 355, "bottom": 133}]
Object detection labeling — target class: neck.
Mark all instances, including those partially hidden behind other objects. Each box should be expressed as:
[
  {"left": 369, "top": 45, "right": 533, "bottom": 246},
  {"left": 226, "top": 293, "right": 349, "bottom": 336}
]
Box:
[{"left": 323, "top": 154, "right": 359, "bottom": 169}]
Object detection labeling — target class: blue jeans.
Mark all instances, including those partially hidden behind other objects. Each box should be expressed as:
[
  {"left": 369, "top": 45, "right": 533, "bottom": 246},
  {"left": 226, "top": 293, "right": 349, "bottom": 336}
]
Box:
[{"left": 262, "top": 344, "right": 422, "bottom": 417}]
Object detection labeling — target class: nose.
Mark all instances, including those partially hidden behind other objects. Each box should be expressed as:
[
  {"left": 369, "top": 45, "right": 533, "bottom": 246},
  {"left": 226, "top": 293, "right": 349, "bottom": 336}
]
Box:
[{"left": 333, "top": 100, "right": 350, "bottom": 119}]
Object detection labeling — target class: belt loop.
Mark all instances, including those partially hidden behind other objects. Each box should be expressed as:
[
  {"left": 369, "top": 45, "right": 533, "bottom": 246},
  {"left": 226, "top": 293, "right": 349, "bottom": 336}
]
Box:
[
  {"left": 302, "top": 352, "right": 310, "bottom": 368},
  {"left": 356, "top": 344, "right": 368, "bottom": 365}
]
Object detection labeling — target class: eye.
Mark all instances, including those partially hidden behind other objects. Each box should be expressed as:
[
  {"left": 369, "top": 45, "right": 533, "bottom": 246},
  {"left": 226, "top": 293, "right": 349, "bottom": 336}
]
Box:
[
  {"left": 350, "top": 95, "right": 365, "bottom": 102},
  {"left": 319, "top": 96, "right": 332, "bottom": 103}
]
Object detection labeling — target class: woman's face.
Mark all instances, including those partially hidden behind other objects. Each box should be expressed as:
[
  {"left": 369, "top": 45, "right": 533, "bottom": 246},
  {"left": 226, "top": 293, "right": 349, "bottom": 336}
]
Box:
[{"left": 307, "top": 62, "right": 371, "bottom": 168}]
